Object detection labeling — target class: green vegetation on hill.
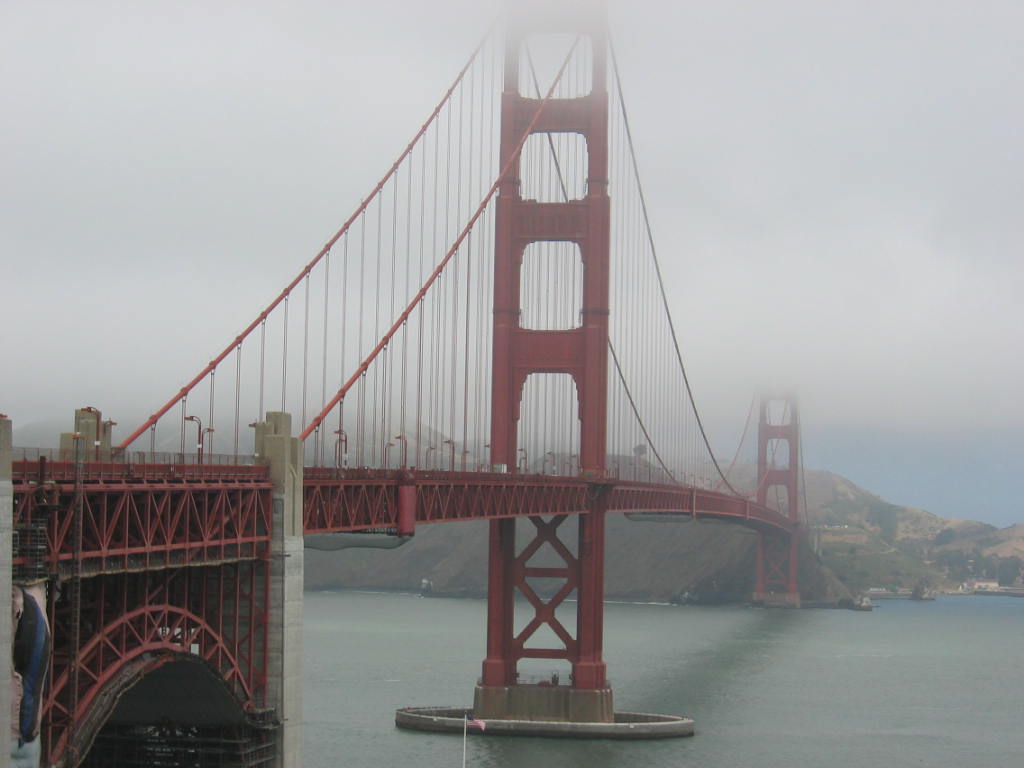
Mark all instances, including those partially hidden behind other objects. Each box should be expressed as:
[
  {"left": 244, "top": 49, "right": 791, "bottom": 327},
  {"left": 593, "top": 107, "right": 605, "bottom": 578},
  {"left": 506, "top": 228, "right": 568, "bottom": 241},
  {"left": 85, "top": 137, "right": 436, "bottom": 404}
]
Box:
[
  {"left": 818, "top": 540, "right": 939, "bottom": 591},
  {"left": 808, "top": 473, "right": 1023, "bottom": 591}
]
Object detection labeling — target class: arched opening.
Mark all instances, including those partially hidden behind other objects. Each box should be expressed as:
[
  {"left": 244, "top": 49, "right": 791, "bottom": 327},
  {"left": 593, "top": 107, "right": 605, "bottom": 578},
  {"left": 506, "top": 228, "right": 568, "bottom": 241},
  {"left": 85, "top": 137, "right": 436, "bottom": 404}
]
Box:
[
  {"left": 80, "top": 658, "right": 273, "bottom": 768},
  {"left": 520, "top": 242, "right": 583, "bottom": 330},
  {"left": 764, "top": 399, "right": 792, "bottom": 426},
  {"left": 517, "top": 372, "right": 579, "bottom": 475},
  {"left": 519, "top": 133, "right": 589, "bottom": 203},
  {"left": 766, "top": 437, "right": 791, "bottom": 470}
]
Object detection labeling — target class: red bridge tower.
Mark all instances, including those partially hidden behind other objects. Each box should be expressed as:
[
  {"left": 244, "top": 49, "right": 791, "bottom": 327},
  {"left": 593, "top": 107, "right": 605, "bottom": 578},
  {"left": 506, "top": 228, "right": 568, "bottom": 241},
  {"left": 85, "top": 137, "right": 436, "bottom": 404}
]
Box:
[
  {"left": 476, "top": 4, "right": 613, "bottom": 722},
  {"left": 754, "top": 396, "right": 802, "bottom": 607}
]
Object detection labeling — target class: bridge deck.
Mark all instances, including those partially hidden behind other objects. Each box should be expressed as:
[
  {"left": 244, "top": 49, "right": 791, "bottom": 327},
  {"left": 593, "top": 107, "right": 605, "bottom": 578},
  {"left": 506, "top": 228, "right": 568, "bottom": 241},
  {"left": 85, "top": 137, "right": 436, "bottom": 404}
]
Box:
[{"left": 12, "top": 459, "right": 792, "bottom": 575}]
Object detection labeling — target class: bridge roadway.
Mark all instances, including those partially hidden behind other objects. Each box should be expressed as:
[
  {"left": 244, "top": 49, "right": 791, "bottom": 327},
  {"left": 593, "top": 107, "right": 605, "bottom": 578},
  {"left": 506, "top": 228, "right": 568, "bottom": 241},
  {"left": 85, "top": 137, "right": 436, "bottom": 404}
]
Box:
[
  {"left": 12, "top": 456, "right": 793, "bottom": 574},
  {"left": 7, "top": 415, "right": 801, "bottom": 766}
]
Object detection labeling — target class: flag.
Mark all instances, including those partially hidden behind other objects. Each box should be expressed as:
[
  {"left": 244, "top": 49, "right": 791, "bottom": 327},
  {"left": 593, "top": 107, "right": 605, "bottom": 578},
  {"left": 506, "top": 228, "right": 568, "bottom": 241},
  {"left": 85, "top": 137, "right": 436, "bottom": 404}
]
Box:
[{"left": 466, "top": 714, "right": 487, "bottom": 731}]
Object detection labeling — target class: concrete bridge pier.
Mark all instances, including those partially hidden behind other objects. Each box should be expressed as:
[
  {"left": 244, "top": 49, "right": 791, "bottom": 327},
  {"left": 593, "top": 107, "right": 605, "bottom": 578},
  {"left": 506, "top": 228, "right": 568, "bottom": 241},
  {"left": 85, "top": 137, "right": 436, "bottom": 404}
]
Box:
[
  {"left": 255, "top": 412, "right": 305, "bottom": 768},
  {"left": 1, "top": 417, "right": 13, "bottom": 763}
]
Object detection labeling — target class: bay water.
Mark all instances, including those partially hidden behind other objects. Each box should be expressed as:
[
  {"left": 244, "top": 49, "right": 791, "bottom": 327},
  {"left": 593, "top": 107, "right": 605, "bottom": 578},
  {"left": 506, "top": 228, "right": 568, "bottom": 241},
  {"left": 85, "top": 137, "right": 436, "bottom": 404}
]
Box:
[{"left": 304, "top": 591, "right": 1024, "bottom": 767}]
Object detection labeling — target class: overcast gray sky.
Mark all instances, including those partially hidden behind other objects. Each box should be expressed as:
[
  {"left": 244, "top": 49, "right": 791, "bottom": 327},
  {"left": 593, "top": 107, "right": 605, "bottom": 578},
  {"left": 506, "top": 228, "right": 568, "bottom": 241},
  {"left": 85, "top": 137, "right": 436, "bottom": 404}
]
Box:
[{"left": 3, "top": 1, "right": 1021, "bottom": 525}]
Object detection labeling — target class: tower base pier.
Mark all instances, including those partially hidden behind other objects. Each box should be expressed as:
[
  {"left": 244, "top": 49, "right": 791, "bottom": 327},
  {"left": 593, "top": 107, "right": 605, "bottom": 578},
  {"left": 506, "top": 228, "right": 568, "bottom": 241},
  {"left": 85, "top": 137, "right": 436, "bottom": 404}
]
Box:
[
  {"left": 473, "top": 683, "right": 613, "bottom": 723},
  {"left": 753, "top": 592, "right": 802, "bottom": 608}
]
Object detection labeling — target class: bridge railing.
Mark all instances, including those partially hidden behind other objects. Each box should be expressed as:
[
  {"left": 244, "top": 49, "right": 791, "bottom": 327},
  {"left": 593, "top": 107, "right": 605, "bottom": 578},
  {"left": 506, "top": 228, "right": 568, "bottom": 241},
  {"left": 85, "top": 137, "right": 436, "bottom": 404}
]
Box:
[{"left": 11, "top": 449, "right": 265, "bottom": 483}]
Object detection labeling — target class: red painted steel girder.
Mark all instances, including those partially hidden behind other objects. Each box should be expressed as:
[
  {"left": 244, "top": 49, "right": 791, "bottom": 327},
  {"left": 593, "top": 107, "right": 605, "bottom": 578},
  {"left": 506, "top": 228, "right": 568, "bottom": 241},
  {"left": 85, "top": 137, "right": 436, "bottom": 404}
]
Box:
[
  {"left": 510, "top": 515, "right": 580, "bottom": 661},
  {"left": 47, "top": 605, "right": 253, "bottom": 752},
  {"left": 44, "top": 565, "right": 270, "bottom": 767},
  {"left": 14, "top": 464, "right": 793, "bottom": 550},
  {"left": 302, "top": 469, "right": 795, "bottom": 535},
  {"left": 14, "top": 469, "right": 273, "bottom": 577},
  {"left": 607, "top": 482, "right": 795, "bottom": 533}
]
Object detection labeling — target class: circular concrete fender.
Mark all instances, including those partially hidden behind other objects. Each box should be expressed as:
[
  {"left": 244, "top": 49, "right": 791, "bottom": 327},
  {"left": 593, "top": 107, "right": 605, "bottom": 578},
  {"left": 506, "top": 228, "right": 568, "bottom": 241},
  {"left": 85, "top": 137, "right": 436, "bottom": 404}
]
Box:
[{"left": 395, "top": 706, "right": 695, "bottom": 739}]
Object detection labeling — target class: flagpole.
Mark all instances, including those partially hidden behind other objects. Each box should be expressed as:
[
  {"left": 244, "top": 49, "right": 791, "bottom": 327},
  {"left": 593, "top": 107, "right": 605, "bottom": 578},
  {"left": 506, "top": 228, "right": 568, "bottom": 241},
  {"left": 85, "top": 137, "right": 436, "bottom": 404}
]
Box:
[{"left": 462, "top": 712, "right": 468, "bottom": 768}]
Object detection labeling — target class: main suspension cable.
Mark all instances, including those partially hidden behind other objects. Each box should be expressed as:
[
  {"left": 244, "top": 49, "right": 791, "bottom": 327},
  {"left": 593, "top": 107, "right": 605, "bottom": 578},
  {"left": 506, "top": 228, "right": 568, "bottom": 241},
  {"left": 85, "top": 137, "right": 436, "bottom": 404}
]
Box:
[{"left": 609, "top": 36, "right": 741, "bottom": 495}]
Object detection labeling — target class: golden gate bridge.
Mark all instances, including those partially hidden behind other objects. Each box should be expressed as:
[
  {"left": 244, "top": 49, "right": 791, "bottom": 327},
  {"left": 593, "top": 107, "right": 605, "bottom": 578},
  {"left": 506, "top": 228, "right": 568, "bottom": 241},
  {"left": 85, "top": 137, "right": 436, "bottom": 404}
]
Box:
[{"left": 5, "top": 3, "right": 806, "bottom": 765}]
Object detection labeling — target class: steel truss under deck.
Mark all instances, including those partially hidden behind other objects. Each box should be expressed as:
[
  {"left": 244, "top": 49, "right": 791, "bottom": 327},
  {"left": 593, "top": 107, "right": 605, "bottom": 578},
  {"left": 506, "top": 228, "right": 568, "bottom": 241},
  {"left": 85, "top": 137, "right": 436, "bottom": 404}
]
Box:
[{"left": 13, "top": 458, "right": 274, "bottom": 767}]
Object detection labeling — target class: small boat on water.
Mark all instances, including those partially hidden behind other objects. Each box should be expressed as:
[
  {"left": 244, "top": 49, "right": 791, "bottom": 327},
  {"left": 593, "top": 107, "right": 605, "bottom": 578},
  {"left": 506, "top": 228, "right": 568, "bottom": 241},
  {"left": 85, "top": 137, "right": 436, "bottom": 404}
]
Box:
[
  {"left": 852, "top": 595, "right": 874, "bottom": 611},
  {"left": 911, "top": 583, "right": 936, "bottom": 601}
]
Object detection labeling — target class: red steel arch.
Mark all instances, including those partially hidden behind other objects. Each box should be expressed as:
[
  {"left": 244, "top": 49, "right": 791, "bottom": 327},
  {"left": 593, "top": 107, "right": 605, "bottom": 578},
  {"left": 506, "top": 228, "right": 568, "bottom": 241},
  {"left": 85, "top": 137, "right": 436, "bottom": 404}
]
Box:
[{"left": 46, "top": 603, "right": 260, "bottom": 764}]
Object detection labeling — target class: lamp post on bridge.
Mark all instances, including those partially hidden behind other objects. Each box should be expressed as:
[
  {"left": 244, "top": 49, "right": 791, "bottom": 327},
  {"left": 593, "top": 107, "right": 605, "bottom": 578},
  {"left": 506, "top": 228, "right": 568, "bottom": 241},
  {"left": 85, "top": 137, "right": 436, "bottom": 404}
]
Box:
[
  {"left": 425, "top": 444, "right": 436, "bottom": 470},
  {"left": 334, "top": 429, "right": 348, "bottom": 469},
  {"left": 517, "top": 447, "right": 528, "bottom": 474},
  {"left": 443, "top": 439, "right": 455, "bottom": 472},
  {"left": 203, "top": 427, "right": 215, "bottom": 464},
  {"left": 394, "top": 434, "right": 408, "bottom": 468},
  {"left": 184, "top": 415, "right": 203, "bottom": 464},
  {"left": 461, "top": 448, "right": 470, "bottom": 472},
  {"left": 81, "top": 405, "right": 103, "bottom": 460},
  {"left": 103, "top": 418, "right": 117, "bottom": 460}
]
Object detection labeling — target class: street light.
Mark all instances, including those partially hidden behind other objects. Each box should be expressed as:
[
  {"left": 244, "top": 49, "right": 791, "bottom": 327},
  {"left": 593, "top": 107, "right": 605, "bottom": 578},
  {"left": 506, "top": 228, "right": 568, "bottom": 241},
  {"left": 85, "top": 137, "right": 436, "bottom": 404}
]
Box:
[
  {"left": 184, "top": 415, "right": 203, "bottom": 464},
  {"left": 82, "top": 406, "right": 102, "bottom": 460},
  {"left": 461, "top": 448, "right": 470, "bottom": 472},
  {"left": 334, "top": 429, "right": 348, "bottom": 469},
  {"left": 543, "top": 451, "right": 555, "bottom": 475},
  {"left": 393, "top": 434, "right": 408, "bottom": 468},
  {"left": 518, "top": 448, "right": 528, "bottom": 474},
  {"left": 203, "top": 427, "right": 215, "bottom": 464},
  {"left": 443, "top": 439, "right": 455, "bottom": 472},
  {"left": 425, "top": 444, "right": 436, "bottom": 469},
  {"left": 384, "top": 441, "right": 395, "bottom": 469}
]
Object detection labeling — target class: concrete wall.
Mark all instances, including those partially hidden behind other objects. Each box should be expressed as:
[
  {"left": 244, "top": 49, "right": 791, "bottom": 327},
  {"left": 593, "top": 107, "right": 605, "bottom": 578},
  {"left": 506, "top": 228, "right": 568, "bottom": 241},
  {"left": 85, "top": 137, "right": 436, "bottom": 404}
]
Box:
[
  {"left": 474, "top": 683, "right": 613, "bottom": 723},
  {"left": 58, "top": 408, "right": 111, "bottom": 461},
  {"left": 1, "top": 417, "right": 12, "bottom": 763},
  {"left": 255, "top": 413, "right": 304, "bottom": 768}
]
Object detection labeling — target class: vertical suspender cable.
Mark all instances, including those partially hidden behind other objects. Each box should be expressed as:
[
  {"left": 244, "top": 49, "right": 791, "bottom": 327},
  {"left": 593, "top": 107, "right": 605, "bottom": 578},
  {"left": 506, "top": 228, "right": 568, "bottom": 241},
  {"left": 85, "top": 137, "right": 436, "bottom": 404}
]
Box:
[
  {"left": 234, "top": 345, "right": 241, "bottom": 458},
  {"left": 319, "top": 253, "right": 331, "bottom": 466},
  {"left": 281, "top": 295, "right": 289, "bottom": 412},
  {"left": 302, "top": 275, "right": 310, "bottom": 430},
  {"left": 609, "top": 38, "right": 739, "bottom": 494},
  {"left": 258, "top": 320, "right": 266, "bottom": 420},
  {"left": 207, "top": 371, "right": 215, "bottom": 455}
]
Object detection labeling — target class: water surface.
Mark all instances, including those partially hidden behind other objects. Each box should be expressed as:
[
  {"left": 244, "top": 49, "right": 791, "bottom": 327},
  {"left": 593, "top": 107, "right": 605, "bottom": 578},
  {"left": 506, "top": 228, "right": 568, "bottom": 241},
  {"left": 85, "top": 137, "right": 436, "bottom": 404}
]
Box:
[{"left": 304, "top": 591, "right": 1024, "bottom": 767}]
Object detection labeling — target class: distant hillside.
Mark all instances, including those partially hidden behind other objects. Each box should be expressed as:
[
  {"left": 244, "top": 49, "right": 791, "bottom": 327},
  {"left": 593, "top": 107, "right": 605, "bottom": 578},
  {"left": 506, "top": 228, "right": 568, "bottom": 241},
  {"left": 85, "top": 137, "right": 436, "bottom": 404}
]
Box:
[
  {"left": 307, "top": 466, "right": 1024, "bottom": 600},
  {"left": 306, "top": 513, "right": 851, "bottom": 604},
  {"left": 802, "top": 471, "right": 1022, "bottom": 591}
]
